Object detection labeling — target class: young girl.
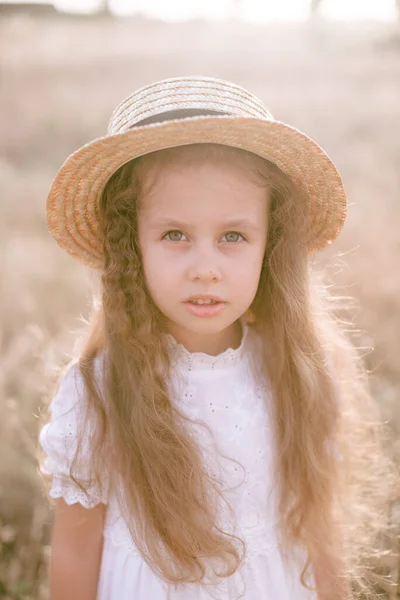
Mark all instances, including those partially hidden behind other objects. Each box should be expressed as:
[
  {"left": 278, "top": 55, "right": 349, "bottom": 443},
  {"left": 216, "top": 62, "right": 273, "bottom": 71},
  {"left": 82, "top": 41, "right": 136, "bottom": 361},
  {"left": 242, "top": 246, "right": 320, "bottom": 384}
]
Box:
[{"left": 39, "top": 77, "right": 395, "bottom": 600}]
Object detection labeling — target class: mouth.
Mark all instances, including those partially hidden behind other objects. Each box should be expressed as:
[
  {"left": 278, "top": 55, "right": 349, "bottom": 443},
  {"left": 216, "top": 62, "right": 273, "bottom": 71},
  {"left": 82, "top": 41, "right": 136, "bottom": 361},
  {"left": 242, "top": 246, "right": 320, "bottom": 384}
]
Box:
[
  {"left": 183, "top": 295, "right": 226, "bottom": 317},
  {"left": 185, "top": 296, "right": 225, "bottom": 306},
  {"left": 187, "top": 299, "right": 221, "bottom": 306}
]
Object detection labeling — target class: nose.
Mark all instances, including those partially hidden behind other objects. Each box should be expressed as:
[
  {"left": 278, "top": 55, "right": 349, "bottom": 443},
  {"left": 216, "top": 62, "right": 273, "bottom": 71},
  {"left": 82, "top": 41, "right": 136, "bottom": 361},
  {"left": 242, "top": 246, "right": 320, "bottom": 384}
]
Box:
[{"left": 187, "top": 246, "right": 222, "bottom": 283}]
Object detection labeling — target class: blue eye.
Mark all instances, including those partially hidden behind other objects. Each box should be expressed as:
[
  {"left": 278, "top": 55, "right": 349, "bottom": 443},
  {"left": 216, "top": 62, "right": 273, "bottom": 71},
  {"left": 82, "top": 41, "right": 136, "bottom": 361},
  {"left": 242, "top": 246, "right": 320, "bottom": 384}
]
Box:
[
  {"left": 222, "top": 232, "right": 244, "bottom": 243},
  {"left": 164, "top": 230, "right": 187, "bottom": 241}
]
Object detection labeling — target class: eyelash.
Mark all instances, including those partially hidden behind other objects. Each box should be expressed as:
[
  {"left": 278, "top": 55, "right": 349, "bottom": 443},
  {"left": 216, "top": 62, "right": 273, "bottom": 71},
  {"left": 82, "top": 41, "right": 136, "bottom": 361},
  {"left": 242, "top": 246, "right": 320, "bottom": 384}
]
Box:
[{"left": 163, "top": 230, "right": 246, "bottom": 243}]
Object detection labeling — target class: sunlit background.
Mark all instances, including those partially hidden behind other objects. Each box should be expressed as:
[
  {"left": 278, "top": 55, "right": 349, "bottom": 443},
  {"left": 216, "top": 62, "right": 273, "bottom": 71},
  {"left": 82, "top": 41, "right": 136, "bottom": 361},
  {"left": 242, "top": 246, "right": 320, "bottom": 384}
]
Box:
[
  {"left": 0, "top": 0, "right": 399, "bottom": 20},
  {"left": 1, "top": 0, "right": 400, "bottom": 598}
]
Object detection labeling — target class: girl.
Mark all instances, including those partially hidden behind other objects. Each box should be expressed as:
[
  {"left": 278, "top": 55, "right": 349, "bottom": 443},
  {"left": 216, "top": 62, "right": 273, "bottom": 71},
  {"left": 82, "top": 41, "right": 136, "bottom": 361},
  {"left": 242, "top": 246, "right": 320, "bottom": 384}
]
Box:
[{"left": 39, "top": 77, "right": 395, "bottom": 600}]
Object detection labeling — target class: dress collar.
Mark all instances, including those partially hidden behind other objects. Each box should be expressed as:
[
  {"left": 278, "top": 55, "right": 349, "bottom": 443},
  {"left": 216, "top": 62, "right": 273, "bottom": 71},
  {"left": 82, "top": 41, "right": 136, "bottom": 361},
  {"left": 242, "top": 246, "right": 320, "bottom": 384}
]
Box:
[{"left": 165, "top": 319, "right": 251, "bottom": 371}]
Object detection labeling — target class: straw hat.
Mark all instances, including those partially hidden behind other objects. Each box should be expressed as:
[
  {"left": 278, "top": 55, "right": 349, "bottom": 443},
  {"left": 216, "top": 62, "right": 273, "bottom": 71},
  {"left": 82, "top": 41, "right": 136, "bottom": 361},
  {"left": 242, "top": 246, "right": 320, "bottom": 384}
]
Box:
[{"left": 46, "top": 76, "right": 346, "bottom": 269}]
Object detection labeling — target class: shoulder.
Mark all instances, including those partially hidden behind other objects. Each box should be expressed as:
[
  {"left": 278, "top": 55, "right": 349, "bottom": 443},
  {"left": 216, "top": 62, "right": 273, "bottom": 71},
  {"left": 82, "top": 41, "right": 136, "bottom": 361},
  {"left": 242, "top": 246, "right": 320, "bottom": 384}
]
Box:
[
  {"left": 39, "top": 350, "right": 107, "bottom": 462},
  {"left": 46, "top": 350, "right": 106, "bottom": 423}
]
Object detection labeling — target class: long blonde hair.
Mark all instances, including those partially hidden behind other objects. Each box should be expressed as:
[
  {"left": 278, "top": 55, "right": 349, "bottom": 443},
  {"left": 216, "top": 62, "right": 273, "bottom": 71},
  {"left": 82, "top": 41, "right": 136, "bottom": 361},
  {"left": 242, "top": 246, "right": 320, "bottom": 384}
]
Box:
[{"left": 43, "top": 144, "right": 397, "bottom": 597}]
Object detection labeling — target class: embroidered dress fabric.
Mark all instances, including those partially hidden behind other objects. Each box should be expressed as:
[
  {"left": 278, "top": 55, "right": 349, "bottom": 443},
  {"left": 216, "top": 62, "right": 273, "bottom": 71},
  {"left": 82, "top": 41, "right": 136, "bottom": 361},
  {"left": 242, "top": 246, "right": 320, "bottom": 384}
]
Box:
[{"left": 39, "top": 324, "right": 317, "bottom": 600}]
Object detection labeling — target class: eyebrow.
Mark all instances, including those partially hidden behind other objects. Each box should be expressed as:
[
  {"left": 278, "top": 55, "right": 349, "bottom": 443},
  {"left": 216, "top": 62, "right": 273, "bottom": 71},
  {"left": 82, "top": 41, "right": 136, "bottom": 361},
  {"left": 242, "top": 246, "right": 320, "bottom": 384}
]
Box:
[{"left": 150, "top": 218, "right": 261, "bottom": 231}]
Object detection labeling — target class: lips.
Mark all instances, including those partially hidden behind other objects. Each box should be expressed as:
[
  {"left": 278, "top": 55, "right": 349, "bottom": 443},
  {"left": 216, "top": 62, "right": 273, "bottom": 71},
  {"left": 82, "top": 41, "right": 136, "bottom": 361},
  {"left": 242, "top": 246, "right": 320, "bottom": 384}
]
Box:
[{"left": 183, "top": 295, "right": 226, "bottom": 318}]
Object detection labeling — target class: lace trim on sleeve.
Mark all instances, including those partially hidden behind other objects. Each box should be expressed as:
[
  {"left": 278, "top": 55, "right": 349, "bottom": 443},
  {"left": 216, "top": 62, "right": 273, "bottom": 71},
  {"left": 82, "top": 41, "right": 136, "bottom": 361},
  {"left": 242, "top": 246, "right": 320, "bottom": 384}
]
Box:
[{"left": 48, "top": 476, "right": 107, "bottom": 508}]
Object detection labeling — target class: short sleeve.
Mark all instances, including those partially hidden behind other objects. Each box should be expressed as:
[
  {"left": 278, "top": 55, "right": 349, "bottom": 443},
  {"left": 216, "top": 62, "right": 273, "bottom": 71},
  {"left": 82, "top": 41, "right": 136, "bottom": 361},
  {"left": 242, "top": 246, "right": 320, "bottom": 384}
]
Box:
[{"left": 39, "top": 357, "right": 109, "bottom": 508}]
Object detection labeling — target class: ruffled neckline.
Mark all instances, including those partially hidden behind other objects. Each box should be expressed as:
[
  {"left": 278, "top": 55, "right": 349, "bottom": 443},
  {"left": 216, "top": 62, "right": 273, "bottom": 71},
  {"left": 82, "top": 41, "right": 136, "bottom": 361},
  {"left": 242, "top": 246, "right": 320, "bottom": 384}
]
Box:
[{"left": 165, "top": 321, "right": 251, "bottom": 371}]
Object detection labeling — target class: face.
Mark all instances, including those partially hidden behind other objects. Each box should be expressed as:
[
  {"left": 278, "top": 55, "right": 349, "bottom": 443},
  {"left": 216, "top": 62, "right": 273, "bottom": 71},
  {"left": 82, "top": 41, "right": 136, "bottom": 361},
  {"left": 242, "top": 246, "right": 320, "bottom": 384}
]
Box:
[{"left": 137, "top": 150, "right": 270, "bottom": 355}]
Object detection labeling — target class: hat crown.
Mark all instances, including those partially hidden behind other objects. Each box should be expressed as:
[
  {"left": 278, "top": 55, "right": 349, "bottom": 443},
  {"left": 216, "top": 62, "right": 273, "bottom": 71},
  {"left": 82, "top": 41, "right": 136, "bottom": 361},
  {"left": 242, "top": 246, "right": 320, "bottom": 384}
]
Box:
[{"left": 107, "top": 76, "right": 274, "bottom": 135}]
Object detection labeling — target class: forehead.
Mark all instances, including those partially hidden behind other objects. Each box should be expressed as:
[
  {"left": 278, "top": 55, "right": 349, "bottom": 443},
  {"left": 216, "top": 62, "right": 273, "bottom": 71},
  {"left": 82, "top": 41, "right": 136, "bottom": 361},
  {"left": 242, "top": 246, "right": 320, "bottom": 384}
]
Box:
[{"left": 138, "top": 149, "right": 269, "bottom": 222}]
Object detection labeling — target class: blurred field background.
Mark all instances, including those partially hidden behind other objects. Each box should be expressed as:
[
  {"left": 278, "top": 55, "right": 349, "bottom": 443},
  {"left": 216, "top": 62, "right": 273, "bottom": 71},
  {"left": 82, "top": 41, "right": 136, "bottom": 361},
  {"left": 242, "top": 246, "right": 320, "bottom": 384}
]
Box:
[{"left": 1, "top": 2, "right": 400, "bottom": 598}]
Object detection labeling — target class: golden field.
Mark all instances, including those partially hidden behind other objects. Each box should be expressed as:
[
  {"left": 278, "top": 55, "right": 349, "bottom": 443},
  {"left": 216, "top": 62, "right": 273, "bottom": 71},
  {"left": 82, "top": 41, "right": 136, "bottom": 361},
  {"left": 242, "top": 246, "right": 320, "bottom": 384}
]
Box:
[{"left": 0, "top": 10, "right": 399, "bottom": 598}]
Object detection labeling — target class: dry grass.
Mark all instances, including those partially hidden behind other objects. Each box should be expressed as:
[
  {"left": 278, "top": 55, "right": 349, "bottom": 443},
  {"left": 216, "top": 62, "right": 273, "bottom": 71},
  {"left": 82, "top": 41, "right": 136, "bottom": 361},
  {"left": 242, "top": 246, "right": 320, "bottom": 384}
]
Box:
[{"left": 0, "top": 11, "right": 399, "bottom": 598}]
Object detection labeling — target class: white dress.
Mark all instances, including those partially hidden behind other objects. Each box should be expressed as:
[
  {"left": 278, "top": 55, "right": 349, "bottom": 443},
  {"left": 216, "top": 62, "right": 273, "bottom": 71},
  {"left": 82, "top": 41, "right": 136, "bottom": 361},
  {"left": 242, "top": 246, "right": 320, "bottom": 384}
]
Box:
[{"left": 39, "top": 323, "right": 317, "bottom": 600}]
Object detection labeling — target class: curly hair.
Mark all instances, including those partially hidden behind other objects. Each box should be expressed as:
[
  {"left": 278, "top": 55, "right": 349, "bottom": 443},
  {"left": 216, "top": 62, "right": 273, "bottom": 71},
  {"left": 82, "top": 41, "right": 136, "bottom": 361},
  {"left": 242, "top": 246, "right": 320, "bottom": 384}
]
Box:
[{"left": 42, "top": 144, "right": 398, "bottom": 598}]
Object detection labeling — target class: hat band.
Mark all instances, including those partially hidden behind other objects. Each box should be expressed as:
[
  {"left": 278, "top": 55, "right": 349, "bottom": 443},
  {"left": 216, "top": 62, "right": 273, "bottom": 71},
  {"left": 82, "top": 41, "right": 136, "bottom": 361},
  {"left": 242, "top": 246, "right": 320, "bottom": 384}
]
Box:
[{"left": 130, "top": 108, "right": 229, "bottom": 128}]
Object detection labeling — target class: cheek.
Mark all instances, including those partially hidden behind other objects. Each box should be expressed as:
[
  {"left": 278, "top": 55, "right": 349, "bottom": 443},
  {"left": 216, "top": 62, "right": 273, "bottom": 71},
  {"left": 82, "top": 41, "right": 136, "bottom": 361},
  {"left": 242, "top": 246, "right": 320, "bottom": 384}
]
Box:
[
  {"left": 231, "top": 246, "right": 265, "bottom": 288},
  {"left": 140, "top": 245, "right": 179, "bottom": 293},
  {"left": 234, "top": 260, "right": 263, "bottom": 286}
]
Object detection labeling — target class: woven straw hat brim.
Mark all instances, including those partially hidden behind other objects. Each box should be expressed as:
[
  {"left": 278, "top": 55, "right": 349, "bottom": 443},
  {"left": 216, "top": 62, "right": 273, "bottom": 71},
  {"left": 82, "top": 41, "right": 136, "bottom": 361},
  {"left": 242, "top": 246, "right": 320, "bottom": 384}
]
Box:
[{"left": 47, "top": 115, "right": 346, "bottom": 269}]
